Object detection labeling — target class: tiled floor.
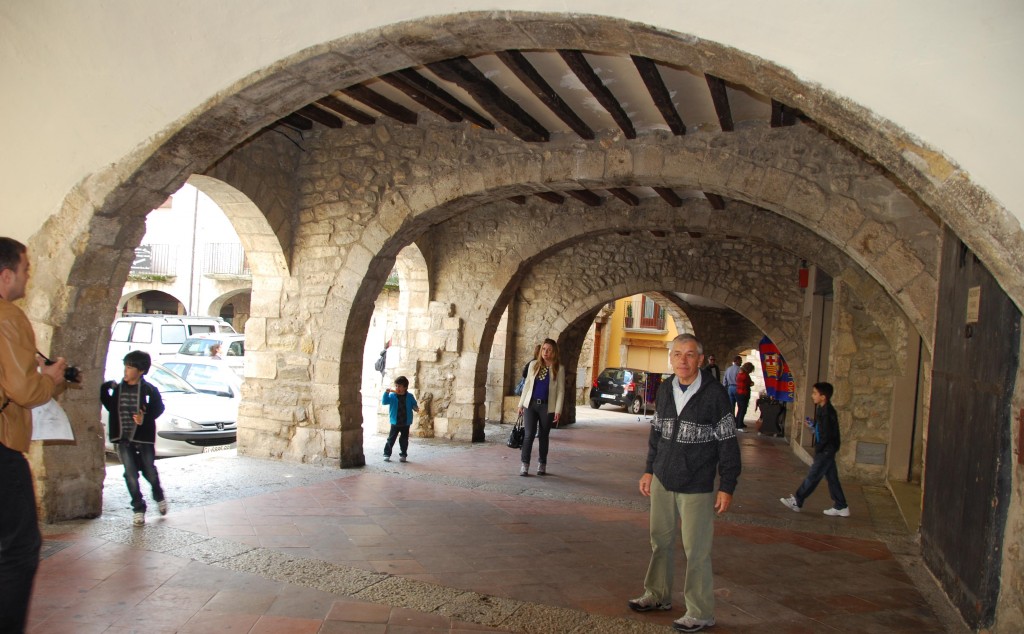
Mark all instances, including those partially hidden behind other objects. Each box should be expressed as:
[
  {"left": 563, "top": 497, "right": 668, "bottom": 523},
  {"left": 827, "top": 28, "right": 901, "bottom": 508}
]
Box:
[{"left": 28, "top": 408, "right": 959, "bottom": 633}]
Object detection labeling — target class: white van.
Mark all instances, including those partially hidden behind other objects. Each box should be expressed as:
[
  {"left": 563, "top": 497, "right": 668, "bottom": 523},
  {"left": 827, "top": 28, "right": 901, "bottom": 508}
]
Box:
[{"left": 104, "top": 314, "right": 236, "bottom": 381}]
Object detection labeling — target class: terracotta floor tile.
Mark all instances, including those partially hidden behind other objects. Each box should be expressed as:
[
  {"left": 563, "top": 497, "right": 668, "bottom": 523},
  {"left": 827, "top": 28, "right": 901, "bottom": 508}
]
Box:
[
  {"left": 248, "top": 614, "right": 323, "bottom": 633},
  {"left": 327, "top": 599, "right": 392, "bottom": 623},
  {"left": 178, "top": 610, "right": 261, "bottom": 633}
]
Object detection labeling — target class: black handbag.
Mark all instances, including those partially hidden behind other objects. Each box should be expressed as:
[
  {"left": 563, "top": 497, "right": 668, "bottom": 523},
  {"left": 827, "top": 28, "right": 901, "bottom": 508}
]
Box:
[{"left": 506, "top": 414, "right": 525, "bottom": 449}]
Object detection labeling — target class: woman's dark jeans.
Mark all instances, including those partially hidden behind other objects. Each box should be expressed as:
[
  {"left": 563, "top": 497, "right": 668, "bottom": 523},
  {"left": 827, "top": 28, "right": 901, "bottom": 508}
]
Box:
[{"left": 520, "top": 399, "right": 552, "bottom": 465}]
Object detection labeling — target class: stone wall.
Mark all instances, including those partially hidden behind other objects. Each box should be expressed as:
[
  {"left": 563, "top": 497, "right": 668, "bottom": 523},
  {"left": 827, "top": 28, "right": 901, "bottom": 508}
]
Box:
[
  {"left": 212, "top": 113, "right": 940, "bottom": 462},
  {"left": 828, "top": 278, "right": 895, "bottom": 481}
]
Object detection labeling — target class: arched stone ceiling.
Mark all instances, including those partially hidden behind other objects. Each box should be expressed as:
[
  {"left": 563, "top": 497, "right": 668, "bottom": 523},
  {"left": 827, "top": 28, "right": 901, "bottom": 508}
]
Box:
[{"left": 51, "top": 12, "right": 1019, "bottom": 324}]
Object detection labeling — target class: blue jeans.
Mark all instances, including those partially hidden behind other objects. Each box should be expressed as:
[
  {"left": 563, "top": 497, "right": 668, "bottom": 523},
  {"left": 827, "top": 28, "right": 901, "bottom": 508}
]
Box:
[
  {"left": 0, "top": 443, "right": 41, "bottom": 634},
  {"left": 727, "top": 384, "right": 738, "bottom": 414},
  {"left": 117, "top": 442, "right": 164, "bottom": 513},
  {"left": 384, "top": 425, "right": 410, "bottom": 457},
  {"left": 795, "top": 450, "right": 848, "bottom": 509}
]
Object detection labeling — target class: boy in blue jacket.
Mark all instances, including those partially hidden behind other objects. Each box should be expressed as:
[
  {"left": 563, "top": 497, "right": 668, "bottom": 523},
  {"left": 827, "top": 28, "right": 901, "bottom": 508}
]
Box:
[
  {"left": 381, "top": 375, "right": 418, "bottom": 462},
  {"left": 101, "top": 350, "right": 167, "bottom": 526},
  {"left": 780, "top": 382, "right": 850, "bottom": 517}
]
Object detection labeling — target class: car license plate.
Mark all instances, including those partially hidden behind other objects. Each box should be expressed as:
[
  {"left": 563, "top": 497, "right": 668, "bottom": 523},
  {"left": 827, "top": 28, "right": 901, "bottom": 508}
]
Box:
[
  {"left": 602, "top": 393, "right": 617, "bottom": 400},
  {"left": 203, "top": 444, "right": 235, "bottom": 453}
]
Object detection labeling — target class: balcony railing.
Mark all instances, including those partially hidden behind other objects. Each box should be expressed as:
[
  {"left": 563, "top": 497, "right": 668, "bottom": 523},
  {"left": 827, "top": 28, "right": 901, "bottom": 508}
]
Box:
[
  {"left": 130, "top": 244, "right": 176, "bottom": 275},
  {"left": 624, "top": 296, "right": 667, "bottom": 331},
  {"left": 203, "top": 243, "right": 250, "bottom": 276}
]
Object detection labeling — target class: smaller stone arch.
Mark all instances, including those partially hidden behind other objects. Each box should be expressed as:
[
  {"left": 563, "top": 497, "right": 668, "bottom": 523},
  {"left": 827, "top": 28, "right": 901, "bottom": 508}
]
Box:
[
  {"left": 207, "top": 288, "right": 252, "bottom": 332},
  {"left": 117, "top": 289, "right": 186, "bottom": 315}
]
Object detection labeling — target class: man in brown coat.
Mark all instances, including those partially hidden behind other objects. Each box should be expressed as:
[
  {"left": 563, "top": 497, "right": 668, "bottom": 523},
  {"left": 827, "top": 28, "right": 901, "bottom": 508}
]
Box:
[{"left": 0, "top": 237, "right": 67, "bottom": 633}]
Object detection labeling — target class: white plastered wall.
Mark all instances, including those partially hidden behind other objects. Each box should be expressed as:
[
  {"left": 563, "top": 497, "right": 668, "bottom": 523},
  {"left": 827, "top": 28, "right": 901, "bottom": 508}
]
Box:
[{"left": 0, "top": 1, "right": 1021, "bottom": 241}]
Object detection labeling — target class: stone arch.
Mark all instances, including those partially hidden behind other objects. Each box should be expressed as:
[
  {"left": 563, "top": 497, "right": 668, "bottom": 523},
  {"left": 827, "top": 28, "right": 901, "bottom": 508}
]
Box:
[
  {"left": 116, "top": 288, "right": 186, "bottom": 314},
  {"left": 332, "top": 190, "right": 917, "bottom": 444},
  {"left": 35, "top": 15, "right": 1017, "bottom": 376},
  {"left": 186, "top": 175, "right": 289, "bottom": 279},
  {"left": 394, "top": 243, "right": 429, "bottom": 313},
  {"left": 26, "top": 12, "right": 976, "bottom": 456},
  {"left": 331, "top": 125, "right": 938, "bottom": 352},
  {"left": 206, "top": 288, "right": 251, "bottom": 318}
]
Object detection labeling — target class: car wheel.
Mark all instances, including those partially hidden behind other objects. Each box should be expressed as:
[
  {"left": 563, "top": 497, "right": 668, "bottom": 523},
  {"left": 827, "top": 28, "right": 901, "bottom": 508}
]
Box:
[
  {"left": 629, "top": 398, "right": 642, "bottom": 414},
  {"left": 590, "top": 399, "right": 601, "bottom": 410}
]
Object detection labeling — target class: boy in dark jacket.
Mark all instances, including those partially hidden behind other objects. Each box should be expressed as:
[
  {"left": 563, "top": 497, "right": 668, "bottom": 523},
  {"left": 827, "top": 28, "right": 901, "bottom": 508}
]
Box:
[
  {"left": 780, "top": 382, "right": 849, "bottom": 516},
  {"left": 101, "top": 351, "right": 167, "bottom": 525}
]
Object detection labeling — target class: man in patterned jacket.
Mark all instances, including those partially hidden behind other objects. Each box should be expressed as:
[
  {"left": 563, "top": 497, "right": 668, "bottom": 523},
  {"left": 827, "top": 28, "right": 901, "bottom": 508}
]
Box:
[{"left": 628, "top": 333, "right": 741, "bottom": 633}]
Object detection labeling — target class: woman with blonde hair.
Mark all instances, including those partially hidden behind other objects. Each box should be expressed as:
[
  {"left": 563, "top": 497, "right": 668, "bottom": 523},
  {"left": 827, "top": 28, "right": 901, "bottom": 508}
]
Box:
[{"left": 516, "top": 338, "right": 565, "bottom": 476}]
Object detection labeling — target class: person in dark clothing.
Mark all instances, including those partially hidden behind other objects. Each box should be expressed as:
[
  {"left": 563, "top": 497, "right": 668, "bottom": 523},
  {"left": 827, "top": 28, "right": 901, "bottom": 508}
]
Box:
[
  {"left": 628, "top": 334, "right": 741, "bottom": 632},
  {"left": 704, "top": 355, "right": 721, "bottom": 384},
  {"left": 101, "top": 350, "right": 167, "bottom": 526},
  {"left": 780, "top": 382, "right": 849, "bottom": 517},
  {"left": 381, "top": 375, "right": 418, "bottom": 462}
]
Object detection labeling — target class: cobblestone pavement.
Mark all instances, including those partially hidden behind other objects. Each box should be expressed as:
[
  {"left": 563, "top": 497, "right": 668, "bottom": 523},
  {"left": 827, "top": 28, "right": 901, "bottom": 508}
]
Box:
[{"left": 31, "top": 407, "right": 965, "bottom": 633}]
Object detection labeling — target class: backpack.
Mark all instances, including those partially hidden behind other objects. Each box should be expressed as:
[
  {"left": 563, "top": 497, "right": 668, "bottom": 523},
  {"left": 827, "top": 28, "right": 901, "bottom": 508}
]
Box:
[{"left": 374, "top": 350, "right": 386, "bottom": 373}]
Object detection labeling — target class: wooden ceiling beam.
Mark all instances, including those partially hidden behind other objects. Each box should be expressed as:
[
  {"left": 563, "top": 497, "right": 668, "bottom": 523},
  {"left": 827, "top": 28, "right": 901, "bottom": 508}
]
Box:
[
  {"left": 705, "top": 75, "right": 734, "bottom": 132},
  {"left": 279, "top": 113, "right": 313, "bottom": 131},
  {"left": 535, "top": 191, "right": 565, "bottom": 204},
  {"left": 381, "top": 73, "right": 464, "bottom": 123},
  {"left": 297, "top": 105, "right": 344, "bottom": 129},
  {"left": 496, "top": 50, "right": 595, "bottom": 140},
  {"left": 608, "top": 187, "right": 640, "bottom": 206},
  {"left": 317, "top": 95, "right": 376, "bottom": 125},
  {"left": 704, "top": 192, "right": 726, "bottom": 210},
  {"left": 632, "top": 56, "right": 686, "bottom": 135},
  {"left": 559, "top": 50, "right": 636, "bottom": 139},
  {"left": 654, "top": 187, "right": 684, "bottom": 208},
  {"left": 771, "top": 99, "right": 799, "bottom": 127},
  {"left": 389, "top": 69, "right": 495, "bottom": 130},
  {"left": 427, "top": 57, "right": 549, "bottom": 142},
  {"left": 341, "top": 85, "right": 418, "bottom": 125},
  {"left": 566, "top": 189, "right": 603, "bottom": 206}
]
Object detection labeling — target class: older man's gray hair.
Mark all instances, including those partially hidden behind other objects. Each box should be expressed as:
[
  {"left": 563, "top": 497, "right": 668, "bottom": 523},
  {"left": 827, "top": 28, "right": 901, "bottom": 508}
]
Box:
[{"left": 671, "top": 333, "right": 704, "bottom": 354}]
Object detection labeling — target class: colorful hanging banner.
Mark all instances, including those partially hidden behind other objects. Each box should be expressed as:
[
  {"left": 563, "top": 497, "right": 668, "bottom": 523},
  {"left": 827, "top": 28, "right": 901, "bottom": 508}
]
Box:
[{"left": 758, "top": 336, "right": 795, "bottom": 402}]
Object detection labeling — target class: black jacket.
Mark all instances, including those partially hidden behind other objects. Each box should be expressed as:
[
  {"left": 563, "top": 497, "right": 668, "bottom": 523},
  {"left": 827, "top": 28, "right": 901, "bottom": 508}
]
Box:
[
  {"left": 813, "top": 402, "right": 841, "bottom": 454},
  {"left": 646, "top": 369, "right": 741, "bottom": 495},
  {"left": 101, "top": 378, "right": 165, "bottom": 445}
]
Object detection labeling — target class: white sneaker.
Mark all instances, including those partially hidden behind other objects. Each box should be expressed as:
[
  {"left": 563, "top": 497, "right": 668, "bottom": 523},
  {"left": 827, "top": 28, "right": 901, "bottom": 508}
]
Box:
[
  {"left": 673, "top": 614, "right": 715, "bottom": 632},
  {"left": 779, "top": 495, "right": 801, "bottom": 512},
  {"left": 823, "top": 506, "right": 851, "bottom": 517},
  {"left": 519, "top": 463, "right": 529, "bottom": 476},
  {"left": 132, "top": 512, "right": 145, "bottom": 526},
  {"left": 158, "top": 499, "right": 168, "bottom": 516},
  {"left": 628, "top": 593, "right": 671, "bottom": 612},
  {"left": 536, "top": 463, "right": 546, "bottom": 475}
]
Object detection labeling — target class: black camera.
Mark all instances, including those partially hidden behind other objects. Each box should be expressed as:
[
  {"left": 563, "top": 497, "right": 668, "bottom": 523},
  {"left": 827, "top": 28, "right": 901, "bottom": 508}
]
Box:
[{"left": 43, "top": 358, "right": 82, "bottom": 383}]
